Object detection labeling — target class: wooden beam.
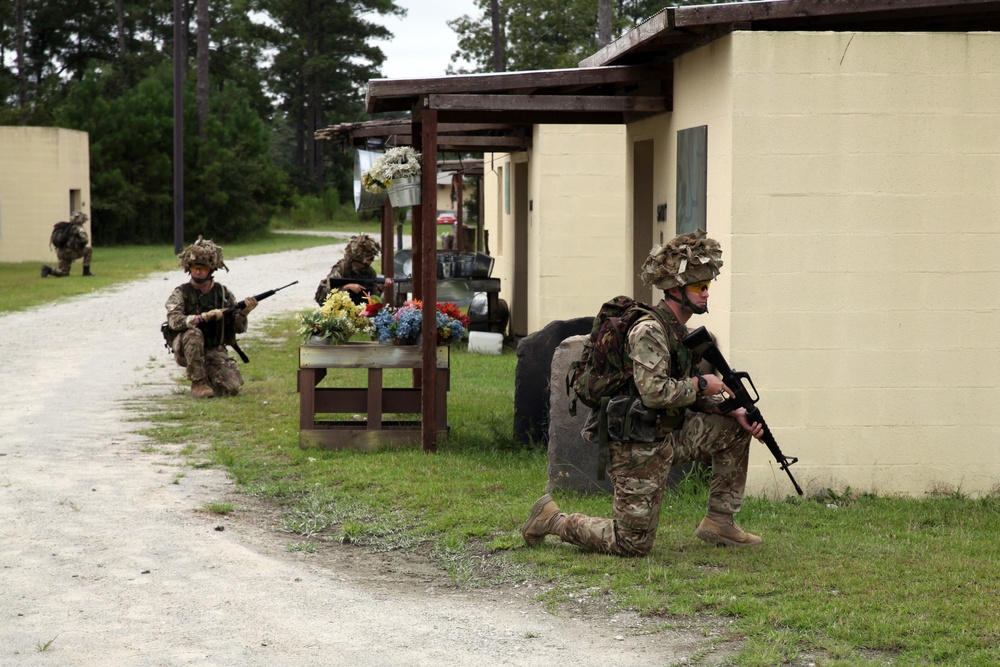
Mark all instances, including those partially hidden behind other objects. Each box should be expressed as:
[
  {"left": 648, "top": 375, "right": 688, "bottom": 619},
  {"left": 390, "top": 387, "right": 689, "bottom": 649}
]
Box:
[
  {"left": 419, "top": 110, "right": 439, "bottom": 453},
  {"left": 426, "top": 93, "right": 668, "bottom": 113},
  {"left": 369, "top": 64, "right": 671, "bottom": 98}
]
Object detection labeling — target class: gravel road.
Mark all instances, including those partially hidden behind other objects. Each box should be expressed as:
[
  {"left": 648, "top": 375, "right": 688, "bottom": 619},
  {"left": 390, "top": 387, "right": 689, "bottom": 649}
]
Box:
[{"left": 0, "top": 237, "right": 732, "bottom": 666}]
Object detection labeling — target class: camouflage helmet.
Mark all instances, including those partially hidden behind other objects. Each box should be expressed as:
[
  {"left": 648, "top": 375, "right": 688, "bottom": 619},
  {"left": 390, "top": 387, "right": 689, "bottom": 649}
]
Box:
[
  {"left": 177, "top": 235, "right": 228, "bottom": 273},
  {"left": 70, "top": 212, "right": 89, "bottom": 225},
  {"left": 639, "top": 230, "right": 723, "bottom": 290},
  {"left": 343, "top": 234, "right": 381, "bottom": 265}
]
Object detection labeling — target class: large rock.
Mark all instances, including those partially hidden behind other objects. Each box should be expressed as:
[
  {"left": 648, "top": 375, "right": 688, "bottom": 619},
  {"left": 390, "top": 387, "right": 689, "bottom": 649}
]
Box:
[
  {"left": 546, "top": 335, "right": 613, "bottom": 494},
  {"left": 513, "top": 317, "right": 593, "bottom": 446},
  {"left": 545, "top": 337, "right": 707, "bottom": 496}
]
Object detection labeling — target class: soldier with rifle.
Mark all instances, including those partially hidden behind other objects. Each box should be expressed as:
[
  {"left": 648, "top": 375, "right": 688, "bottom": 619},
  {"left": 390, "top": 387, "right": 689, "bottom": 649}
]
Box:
[
  {"left": 522, "top": 231, "right": 773, "bottom": 555},
  {"left": 163, "top": 236, "right": 262, "bottom": 399},
  {"left": 314, "top": 234, "right": 393, "bottom": 306}
]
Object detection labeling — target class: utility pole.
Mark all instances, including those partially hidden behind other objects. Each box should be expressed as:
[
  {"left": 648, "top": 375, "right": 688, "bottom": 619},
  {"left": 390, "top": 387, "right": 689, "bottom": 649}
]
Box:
[{"left": 173, "top": 0, "right": 185, "bottom": 254}]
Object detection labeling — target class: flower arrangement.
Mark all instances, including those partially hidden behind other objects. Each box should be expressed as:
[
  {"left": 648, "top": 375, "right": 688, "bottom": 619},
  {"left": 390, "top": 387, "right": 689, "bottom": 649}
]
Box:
[
  {"left": 361, "top": 146, "right": 422, "bottom": 193},
  {"left": 365, "top": 298, "right": 469, "bottom": 346},
  {"left": 297, "top": 289, "right": 373, "bottom": 344}
]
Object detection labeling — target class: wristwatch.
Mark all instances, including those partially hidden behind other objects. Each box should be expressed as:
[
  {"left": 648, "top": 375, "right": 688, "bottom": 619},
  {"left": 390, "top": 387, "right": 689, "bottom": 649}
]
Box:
[{"left": 696, "top": 376, "right": 708, "bottom": 394}]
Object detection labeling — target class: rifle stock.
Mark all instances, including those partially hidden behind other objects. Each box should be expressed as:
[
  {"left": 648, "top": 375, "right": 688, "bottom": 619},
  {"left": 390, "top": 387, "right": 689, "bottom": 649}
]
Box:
[{"left": 681, "top": 326, "right": 803, "bottom": 496}]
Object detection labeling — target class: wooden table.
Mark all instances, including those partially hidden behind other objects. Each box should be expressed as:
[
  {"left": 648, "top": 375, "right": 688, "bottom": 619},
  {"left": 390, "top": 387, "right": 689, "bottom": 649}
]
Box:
[{"left": 297, "top": 342, "right": 449, "bottom": 451}]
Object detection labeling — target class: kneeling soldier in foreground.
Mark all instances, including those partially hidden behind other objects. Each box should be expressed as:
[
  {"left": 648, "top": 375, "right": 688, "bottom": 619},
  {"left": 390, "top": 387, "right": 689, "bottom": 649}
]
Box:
[{"left": 522, "top": 231, "right": 766, "bottom": 555}]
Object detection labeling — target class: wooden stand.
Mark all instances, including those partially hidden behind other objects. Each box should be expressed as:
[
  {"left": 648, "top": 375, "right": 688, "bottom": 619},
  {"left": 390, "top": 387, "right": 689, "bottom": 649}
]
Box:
[{"left": 297, "top": 342, "right": 449, "bottom": 451}]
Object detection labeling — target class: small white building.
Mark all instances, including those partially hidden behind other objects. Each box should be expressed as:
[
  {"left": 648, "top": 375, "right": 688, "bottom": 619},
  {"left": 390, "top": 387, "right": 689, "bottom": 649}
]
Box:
[{"left": 0, "top": 126, "right": 92, "bottom": 263}]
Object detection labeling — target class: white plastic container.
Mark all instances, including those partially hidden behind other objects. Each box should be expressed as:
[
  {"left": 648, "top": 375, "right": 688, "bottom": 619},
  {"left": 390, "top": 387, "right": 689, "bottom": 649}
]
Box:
[{"left": 467, "top": 331, "right": 503, "bottom": 355}]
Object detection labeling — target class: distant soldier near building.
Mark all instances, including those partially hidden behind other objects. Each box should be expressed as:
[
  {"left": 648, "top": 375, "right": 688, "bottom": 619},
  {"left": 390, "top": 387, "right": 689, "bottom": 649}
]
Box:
[{"left": 42, "top": 212, "right": 95, "bottom": 278}]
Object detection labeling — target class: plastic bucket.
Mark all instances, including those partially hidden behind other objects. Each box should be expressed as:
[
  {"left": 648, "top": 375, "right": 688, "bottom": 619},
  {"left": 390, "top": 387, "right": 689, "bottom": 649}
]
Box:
[{"left": 467, "top": 331, "right": 503, "bottom": 355}]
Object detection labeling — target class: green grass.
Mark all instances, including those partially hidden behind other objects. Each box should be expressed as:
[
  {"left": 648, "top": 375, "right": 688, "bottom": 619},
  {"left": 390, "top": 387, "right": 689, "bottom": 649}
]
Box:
[
  {"left": 0, "top": 230, "right": 347, "bottom": 314},
  {"left": 5, "top": 236, "right": 1000, "bottom": 665}
]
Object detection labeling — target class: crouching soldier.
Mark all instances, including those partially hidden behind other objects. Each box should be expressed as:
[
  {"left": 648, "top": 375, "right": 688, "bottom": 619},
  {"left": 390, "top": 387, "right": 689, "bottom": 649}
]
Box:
[
  {"left": 42, "top": 212, "right": 94, "bottom": 277},
  {"left": 164, "top": 236, "right": 257, "bottom": 398}
]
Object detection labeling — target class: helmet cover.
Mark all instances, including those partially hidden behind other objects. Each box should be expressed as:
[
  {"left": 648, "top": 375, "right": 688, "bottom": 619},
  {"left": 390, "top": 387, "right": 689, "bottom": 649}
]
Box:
[
  {"left": 639, "top": 230, "right": 723, "bottom": 290},
  {"left": 343, "top": 234, "right": 381, "bottom": 265},
  {"left": 178, "top": 235, "right": 228, "bottom": 273}
]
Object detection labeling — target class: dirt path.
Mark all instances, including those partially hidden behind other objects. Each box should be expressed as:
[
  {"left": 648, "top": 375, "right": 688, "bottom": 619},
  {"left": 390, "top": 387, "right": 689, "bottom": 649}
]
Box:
[{"left": 0, "top": 241, "right": 732, "bottom": 666}]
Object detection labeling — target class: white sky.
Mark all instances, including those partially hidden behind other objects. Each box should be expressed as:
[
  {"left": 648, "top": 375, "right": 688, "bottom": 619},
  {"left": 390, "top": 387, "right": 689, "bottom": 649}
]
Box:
[{"left": 371, "top": 0, "right": 479, "bottom": 79}]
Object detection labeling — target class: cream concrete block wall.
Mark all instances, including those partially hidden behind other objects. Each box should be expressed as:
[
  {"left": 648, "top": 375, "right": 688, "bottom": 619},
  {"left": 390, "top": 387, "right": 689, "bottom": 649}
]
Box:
[
  {"left": 530, "top": 124, "right": 628, "bottom": 329},
  {"left": 483, "top": 151, "right": 524, "bottom": 323},
  {"left": 484, "top": 126, "right": 628, "bottom": 333},
  {"left": 0, "top": 127, "right": 91, "bottom": 263},
  {"left": 726, "top": 31, "right": 1000, "bottom": 497}
]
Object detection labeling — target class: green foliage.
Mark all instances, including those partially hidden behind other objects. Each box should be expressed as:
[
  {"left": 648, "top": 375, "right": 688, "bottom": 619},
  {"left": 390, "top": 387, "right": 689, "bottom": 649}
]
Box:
[
  {"left": 57, "top": 64, "right": 288, "bottom": 245},
  {"left": 2, "top": 0, "right": 408, "bottom": 241}
]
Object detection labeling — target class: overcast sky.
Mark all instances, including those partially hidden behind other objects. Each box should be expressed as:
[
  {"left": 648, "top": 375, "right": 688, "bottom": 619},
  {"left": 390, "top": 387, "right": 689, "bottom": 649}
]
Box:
[{"left": 371, "top": 0, "right": 479, "bottom": 80}]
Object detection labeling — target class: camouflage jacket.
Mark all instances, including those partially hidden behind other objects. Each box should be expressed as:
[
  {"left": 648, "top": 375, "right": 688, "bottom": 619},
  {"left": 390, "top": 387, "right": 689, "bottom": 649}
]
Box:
[
  {"left": 314, "top": 259, "right": 378, "bottom": 306},
  {"left": 165, "top": 282, "right": 247, "bottom": 349},
  {"left": 626, "top": 300, "right": 720, "bottom": 426}
]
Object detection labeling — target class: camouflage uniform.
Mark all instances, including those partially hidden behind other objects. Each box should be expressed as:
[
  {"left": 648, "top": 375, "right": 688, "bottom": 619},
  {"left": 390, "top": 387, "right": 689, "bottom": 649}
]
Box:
[
  {"left": 165, "top": 282, "right": 248, "bottom": 396},
  {"left": 557, "top": 302, "right": 750, "bottom": 556},
  {"left": 45, "top": 214, "right": 94, "bottom": 277},
  {"left": 524, "top": 230, "right": 759, "bottom": 555},
  {"left": 315, "top": 234, "right": 382, "bottom": 306}
]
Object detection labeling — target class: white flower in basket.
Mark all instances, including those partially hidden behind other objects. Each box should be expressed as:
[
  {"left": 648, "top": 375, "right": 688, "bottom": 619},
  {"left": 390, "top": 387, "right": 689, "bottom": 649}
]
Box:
[{"left": 361, "top": 146, "right": 422, "bottom": 194}]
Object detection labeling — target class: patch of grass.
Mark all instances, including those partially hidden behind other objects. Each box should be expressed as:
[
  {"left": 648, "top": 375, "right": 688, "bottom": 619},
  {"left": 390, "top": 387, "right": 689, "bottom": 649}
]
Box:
[
  {"left": 36, "top": 636, "right": 58, "bottom": 652},
  {"left": 286, "top": 541, "right": 317, "bottom": 554},
  {"left": 202, "top": 502, "right": 235, "bottom": 515}
]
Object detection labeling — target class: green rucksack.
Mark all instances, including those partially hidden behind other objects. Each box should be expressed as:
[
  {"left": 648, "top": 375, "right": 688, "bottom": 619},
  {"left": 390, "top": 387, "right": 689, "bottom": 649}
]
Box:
[
  {"left": 566, "top": 295, "right": 668, "bottom": 415},
  {"left": 50, "top": 221, "right": 75, "bottom": 249}
]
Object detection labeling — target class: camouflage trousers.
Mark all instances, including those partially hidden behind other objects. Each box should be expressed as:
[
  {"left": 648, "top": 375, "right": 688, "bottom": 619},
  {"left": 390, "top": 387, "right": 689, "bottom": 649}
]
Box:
[
  {"left": 172, "top": 327, "right": 244, "bottom": 396},
  {"left": 558, "top": 411, "right": 750, "bottom": 556},
  {"left": 51, "top": 246, "right": 92, "bottom": 276}
]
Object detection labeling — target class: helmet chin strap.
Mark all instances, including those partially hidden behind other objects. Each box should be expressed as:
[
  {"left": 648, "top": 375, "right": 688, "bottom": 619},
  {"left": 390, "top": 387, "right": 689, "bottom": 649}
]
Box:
[
  {"left": 664, "top": 288, "right": 708, "bottom": 315},
  {"left": 191, "top": 273, "right": 213, "bottom": 285}
]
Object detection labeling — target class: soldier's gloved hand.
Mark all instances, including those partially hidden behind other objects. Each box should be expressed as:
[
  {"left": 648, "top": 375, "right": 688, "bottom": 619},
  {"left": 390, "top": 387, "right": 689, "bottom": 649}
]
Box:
[
  {"left": 240, "top": 296, "right": 258, "bottom": 316},
  {"left": 202, "top": 308, "right": 225, "bottom": 322}
]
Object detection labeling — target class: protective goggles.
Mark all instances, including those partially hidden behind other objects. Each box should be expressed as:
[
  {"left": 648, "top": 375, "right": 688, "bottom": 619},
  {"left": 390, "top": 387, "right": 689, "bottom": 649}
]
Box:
[{"left": 685, "top": 281, "right": 712, "bottom": 294}]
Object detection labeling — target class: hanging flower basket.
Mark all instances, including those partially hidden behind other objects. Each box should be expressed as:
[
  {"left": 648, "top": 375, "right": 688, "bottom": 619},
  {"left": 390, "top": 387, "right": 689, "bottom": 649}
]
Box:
[{"left": 362, "top": 146, "right": 421, "bottom": 197}]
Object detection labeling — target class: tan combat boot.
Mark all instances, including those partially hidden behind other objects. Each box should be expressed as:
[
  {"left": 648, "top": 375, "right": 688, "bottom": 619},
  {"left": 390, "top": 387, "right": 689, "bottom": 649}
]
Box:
[
  {"left": 190, "top": 380, "right": 215, "bottom": 399},
  {"left": 521, "top": 494, "right": 566, "bottom": 547},
  {"left": 695, "top": 511, "right": 763, "bottom": 547}
]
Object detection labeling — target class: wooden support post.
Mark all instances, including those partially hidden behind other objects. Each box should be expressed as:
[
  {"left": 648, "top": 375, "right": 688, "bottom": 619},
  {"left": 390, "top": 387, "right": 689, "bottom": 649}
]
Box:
[{"left": 420, "top": 108, "right": 439, "bottom": 453}]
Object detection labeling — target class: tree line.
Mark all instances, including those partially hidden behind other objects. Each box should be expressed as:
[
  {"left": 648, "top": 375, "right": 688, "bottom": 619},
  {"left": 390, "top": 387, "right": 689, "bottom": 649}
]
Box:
[
  {"left": 0, "top": 0, "right": 402, "bottom": 243},
  {"left": 0, "top": 0, "right": 727, "bottom": 245}
]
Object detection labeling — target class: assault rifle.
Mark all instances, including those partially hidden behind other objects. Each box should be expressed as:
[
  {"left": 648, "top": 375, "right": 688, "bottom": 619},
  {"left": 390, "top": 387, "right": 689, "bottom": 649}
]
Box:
[
  {"left": 681, "top": 326, "right": 803, "bottom": 495},
  {"left": 222, "top": 280, "right": 298, "bottom": 362},
  {"left": 226, "top": 280, "right": 298, "bottom": 315},
  {"left": 325, "top": 275, "right": 388, "bottom": 291},
  {"left": 160, "top": 280, "right": 298, "bottom": 363}
]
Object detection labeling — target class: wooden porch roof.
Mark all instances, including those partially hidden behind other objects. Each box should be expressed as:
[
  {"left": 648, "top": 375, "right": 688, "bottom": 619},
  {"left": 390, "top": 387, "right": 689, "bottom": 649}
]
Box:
[{"left": 583, "top": 0, "right": 1000, "bottom": 68}]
